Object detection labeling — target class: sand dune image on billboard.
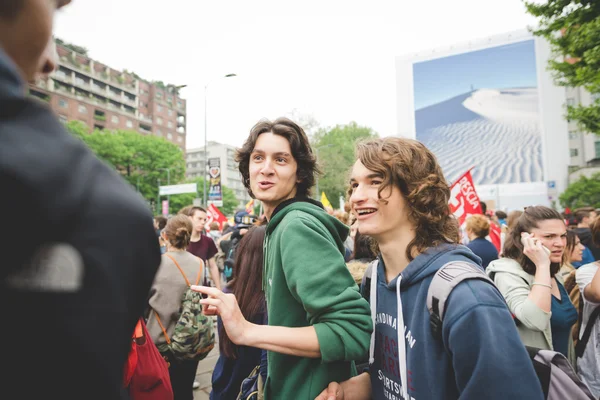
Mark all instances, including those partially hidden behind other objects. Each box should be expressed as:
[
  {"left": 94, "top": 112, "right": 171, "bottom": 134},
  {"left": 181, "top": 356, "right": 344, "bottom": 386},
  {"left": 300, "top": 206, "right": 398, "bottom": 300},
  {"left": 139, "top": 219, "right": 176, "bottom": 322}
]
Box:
[{"left": 413, "top": 40, "right": 543, "bottom": 185}]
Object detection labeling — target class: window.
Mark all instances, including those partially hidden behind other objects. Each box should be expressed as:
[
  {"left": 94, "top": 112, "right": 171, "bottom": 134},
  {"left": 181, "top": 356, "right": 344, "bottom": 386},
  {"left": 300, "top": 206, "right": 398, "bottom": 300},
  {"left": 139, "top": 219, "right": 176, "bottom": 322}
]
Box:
[
  {"left": 177, "top": 136, "right": 182, "bottom": 142},
  {"left": 167, "top": 133, "right": 173, "bottom": 139},
  {"left": 177, "top": 100, "right": 182, "bottom": 108},
  {"left": 59, "top": 98, "right": 68, "bottom": 108},
  {"left": 126, "top": 120, "right": 133, "bottom": 128},
  {"left": 59, "top": 115, "right": 68, "bottom": 124},
  {"left": 78, "top": 104, "right": 87, "bottom": 114},
  {"left": 157, "top": 105, "right": 163, "bottom": 112},
  {"left": 569, "top": 131, "right": 579, "bottom": 140},
  {"left": 111, "top": 115, "right": 119, "bottom": 123},
  {"left": 596, "top": 142, "right": 600, "bottom": 159},
  {"left": 566, "top": 98, "right": 576, "bottom": 106},
  {"left": 157, "top": 117, "right": 163, "bottom": 125},
  {"left": 570, "top": 148, "right": 579, "bottom": 157},
  {"left": 167, "top": 121, "right": 173, "bottom": 128},
  {"left": 168, "top": 109, "right": 173, "bottom": 117},
  {"left": 156, "top": 130, "right": 162, "bottom": 137},
  {"left": 156, "top": 92, "right": 162, "bottom": 99}
]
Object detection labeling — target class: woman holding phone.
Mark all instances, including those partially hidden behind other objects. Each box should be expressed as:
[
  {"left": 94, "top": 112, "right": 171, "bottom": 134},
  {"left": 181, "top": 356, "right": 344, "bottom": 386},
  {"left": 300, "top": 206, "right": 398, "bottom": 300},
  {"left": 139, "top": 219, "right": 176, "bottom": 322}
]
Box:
[{"left": 487, "top": 206, "right": 577, "bottom": 366}]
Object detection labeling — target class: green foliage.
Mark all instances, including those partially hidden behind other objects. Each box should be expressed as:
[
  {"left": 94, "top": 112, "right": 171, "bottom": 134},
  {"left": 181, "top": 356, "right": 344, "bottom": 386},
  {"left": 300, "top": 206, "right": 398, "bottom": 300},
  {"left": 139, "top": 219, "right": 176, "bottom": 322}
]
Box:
[
  {"left": 311, "top": 122, "right": 378, "bottom": 207},
  {"left": 524, "top": 0, "right": 600, "bottom": 134},
  {"left": 66, "top": 121, "right": 185, "bottom": 204},
  {"left": 559, "top": 172, "right": 600, "bottom": 209},
  {"left": 55, "top": 37, "right": 89, "bottom": 56}
]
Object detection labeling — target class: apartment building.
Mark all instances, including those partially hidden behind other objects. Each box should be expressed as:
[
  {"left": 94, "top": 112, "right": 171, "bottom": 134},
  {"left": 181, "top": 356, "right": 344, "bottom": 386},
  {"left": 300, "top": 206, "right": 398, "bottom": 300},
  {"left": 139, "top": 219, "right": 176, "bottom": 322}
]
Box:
[
  {"left": 186, "top": 142, "right": 251, "bottom": 208},
  {"left": 29, "top": 40, "right": 187, "bottom": 150},
  {"left": 567, "top": 86, "right": 600, "bottom": 170}
]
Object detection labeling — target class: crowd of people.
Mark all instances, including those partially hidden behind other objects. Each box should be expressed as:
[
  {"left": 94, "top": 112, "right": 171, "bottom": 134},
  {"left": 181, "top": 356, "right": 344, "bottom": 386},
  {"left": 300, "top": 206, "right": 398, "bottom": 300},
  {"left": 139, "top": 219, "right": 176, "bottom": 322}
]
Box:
[{"left": 3, "top": 2, "right": 600, "bottom": 400}]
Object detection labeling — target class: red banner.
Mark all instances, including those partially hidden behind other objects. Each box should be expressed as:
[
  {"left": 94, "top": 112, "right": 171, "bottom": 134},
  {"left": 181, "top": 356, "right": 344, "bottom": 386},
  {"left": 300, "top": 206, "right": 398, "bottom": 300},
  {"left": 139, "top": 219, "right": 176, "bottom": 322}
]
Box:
[
  {"left": 449, "top": 169, "right": 482, "bottom": 226},
  {"left": 206, "top": 203, "right": 228, "bottom": 231}
]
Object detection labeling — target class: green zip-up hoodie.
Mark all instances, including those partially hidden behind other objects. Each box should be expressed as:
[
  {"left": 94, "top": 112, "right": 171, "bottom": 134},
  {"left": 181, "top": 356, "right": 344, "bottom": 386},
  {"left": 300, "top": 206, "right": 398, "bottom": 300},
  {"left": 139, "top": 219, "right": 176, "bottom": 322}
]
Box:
[{"left": 262, "top": 199, "right": 372, "bottom": 399}]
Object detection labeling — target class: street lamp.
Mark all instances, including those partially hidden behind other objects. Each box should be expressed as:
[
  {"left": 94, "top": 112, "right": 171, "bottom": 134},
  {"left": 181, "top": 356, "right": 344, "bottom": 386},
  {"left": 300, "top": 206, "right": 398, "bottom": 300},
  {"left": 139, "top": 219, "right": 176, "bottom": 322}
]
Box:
[
  {"left": 158, "top": 168, "right": 170, "bottom": 213},
  {"left": 203, "top": 73, "right": 237, "bottom": 207},
  {"left": 315, "top": 144, "right": 334, "bottom": 201}
]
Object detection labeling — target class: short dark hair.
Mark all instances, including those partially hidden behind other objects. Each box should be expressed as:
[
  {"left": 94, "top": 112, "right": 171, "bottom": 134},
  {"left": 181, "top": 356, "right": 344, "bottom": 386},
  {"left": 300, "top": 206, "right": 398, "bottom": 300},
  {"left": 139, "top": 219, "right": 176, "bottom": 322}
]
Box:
[
  {"left": 575, "top": 207, "right": 595, "bottom": 224},
  {"left": 236, "top": 117, "right": 318, "bottom": 199},
  {"left": 502, "top": 206, "right": 564, "bottom": 276},
  {"left": 495, "top": 210, "right": 507, "bottom": 220},
  {"left": 154, "top": 216, "right": 168, "bottom": 230},
  {"left": 480, "top": 201, "right": 487, "bottom": 214},
  {"left": 0, "top": 0, "right": 24, "bottom": 20}
]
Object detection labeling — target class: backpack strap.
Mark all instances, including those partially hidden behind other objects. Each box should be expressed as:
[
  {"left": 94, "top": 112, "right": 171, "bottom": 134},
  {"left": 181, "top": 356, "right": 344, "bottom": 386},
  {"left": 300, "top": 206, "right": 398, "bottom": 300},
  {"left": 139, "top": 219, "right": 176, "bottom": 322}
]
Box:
[
  {"left": 426, "top": 261, "right": 494, "bottom": 340},
  {"left": 575, "top": 306, "right": 600, "bottom": 358},
  {"left": 153, "top": 255, "right": 204, "bottom": 344}
]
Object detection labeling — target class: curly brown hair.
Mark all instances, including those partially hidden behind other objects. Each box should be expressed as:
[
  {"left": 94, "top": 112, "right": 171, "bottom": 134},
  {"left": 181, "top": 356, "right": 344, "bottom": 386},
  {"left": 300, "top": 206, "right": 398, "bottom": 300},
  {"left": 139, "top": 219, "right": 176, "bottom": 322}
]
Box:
[
  {"left": 236, "top": 118, "right": 319, "bottom": 199},
  {"left": 352, "top": 137, "right": 459, "bottom": 261},
  {"left": 162, "top": 215, "right": 193, "bottom": 250}
]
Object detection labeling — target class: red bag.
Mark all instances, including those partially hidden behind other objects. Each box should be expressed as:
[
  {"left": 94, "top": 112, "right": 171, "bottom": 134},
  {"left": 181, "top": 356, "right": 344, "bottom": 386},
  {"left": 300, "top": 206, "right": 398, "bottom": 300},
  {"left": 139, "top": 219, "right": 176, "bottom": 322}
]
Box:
[{"left": 125, "top": 318, "right": 173, "bottom": 400}]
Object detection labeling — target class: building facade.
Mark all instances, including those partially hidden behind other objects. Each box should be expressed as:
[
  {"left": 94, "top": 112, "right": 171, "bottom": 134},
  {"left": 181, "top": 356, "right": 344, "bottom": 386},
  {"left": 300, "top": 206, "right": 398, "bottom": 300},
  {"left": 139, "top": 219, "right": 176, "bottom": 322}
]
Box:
[
  {"left": 29, "top": 41, "right": 187, "bottom": 150},
  {"left": 567, "top": 86, "right": 600, "bottom": 170},
  {"left": 186, "top": 142, "right": 251, "bottom": 208}
]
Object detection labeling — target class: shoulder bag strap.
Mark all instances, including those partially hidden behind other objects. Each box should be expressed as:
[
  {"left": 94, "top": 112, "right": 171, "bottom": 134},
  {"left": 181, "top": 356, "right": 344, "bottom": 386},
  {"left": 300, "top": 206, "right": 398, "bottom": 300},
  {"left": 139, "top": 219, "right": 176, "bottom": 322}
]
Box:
[
  {"left": 153, "top": 311, "right": 171, "bottom": 344},
  {"left": 166, "top": 254, "right": 191, "bottom": 286},
  {"left": 575, "top": 305, "right": 600, "bottom": 358}
]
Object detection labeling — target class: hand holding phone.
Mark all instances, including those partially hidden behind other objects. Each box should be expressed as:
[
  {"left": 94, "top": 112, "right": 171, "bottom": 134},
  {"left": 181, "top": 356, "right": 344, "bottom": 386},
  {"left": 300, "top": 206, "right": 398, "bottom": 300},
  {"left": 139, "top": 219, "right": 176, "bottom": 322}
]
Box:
[{"left": 521, "top": 232, "right": 551, "bottom": 266}]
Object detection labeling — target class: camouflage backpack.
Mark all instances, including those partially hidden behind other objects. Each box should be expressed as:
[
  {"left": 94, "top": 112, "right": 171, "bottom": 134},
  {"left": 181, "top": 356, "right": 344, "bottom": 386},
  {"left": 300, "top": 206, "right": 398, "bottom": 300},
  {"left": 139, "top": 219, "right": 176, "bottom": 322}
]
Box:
[{"left": 154, "top": 255, "right": 215, "bottom": 362}]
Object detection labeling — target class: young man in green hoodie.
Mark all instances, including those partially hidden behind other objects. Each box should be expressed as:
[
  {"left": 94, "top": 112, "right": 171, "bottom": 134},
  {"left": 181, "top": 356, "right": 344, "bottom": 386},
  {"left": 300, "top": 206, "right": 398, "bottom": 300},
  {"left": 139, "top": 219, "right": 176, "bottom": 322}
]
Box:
[{"left": 193, "top": 117, "right": 372, "bottom": 399}]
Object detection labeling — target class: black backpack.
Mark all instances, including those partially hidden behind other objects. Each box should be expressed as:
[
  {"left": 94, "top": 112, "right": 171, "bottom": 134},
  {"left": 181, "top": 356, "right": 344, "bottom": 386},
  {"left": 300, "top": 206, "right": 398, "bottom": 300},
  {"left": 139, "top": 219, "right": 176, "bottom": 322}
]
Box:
[{"left": 361, "top": 260, "right": 595, "bottom": 400}]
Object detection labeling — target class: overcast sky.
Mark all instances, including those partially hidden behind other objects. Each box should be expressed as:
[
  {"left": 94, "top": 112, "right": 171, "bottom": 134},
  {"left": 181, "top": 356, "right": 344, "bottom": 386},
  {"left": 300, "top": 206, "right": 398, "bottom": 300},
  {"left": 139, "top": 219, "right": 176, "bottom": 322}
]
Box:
[{"left": 54, "top": 0, "right": 538, "bottom": 149}]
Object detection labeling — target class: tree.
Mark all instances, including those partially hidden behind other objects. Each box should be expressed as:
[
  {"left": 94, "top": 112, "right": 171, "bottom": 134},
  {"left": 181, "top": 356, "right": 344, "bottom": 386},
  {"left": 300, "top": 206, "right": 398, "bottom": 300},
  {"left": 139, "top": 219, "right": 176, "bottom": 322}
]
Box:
[
  {"left": 525, "top": 1, "right": 600, "bottom": 134},
  {"left": 559, "top": 172, "right": 600, "bottom": 209},
  {"left": 66, "top": 121, "right": 185, "bottom": 206},
  {"left": 311, "top": 122, "right": 378, "bottom": 208},
  {"left": 167, "top": 177, "right": 239, "bottom": 217}
]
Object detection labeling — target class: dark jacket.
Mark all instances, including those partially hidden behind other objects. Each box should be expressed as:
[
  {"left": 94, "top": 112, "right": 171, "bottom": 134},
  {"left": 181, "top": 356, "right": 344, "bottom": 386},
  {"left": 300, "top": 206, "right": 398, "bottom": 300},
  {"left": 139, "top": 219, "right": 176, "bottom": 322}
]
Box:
[
  {"left": 365, "top": 244, "right": 543, "bottom": 400},
  {"left": 211, "top": 287, "right": 267, "bottom": 400},
  {"left": 467, "top": 237, "right": 499, "bottom": 269},
  {"left": 0, "top": 48, "right": 161, "bottom": 399}
]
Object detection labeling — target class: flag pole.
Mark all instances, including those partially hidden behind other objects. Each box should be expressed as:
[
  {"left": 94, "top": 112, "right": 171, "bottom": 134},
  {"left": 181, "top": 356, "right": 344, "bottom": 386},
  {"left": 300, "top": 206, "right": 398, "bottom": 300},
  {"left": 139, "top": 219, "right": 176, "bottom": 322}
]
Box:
[{"left": 450, "top": 165, "right": 476, "bottom": 187}]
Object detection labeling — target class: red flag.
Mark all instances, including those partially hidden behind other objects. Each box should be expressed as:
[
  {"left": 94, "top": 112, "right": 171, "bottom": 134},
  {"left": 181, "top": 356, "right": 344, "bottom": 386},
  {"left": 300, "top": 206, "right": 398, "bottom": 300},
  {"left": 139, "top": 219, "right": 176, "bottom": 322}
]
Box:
[
  {"left": 488, "top": 223, "right": 502, "bottom": 252},
  {"left": 449, "top": 169, "right": 482, "bottom": 226},
  {"left": 206, "top": 203, "right": 228, "bottom": 230}
]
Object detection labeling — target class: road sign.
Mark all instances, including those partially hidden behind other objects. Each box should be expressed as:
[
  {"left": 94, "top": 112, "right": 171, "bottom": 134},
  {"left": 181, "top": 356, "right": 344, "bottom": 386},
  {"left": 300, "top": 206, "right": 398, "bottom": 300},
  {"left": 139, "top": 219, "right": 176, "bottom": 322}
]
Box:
[
  {"left": 208, "top": 200, "right": 223, "bottom": 207},
  {"left": 162, "top": 200, "right": 169, "bottom": 216},
  {"left": 159, "top": 183, "right": 197, "bottom": 196}
]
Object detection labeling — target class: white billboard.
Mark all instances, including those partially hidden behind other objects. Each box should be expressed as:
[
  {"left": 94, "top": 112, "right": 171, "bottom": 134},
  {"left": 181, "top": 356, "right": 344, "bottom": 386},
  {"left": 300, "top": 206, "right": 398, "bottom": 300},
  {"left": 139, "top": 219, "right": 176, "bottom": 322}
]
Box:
[{"left": 396, "top": 30, "right": 570, "bottom": 210}]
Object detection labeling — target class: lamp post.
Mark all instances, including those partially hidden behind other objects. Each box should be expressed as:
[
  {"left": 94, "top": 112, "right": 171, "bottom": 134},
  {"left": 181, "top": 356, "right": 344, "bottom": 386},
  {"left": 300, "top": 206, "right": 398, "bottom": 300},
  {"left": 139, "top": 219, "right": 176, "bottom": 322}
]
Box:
[
  {"left": 203, "top": 73, "right": 237, "bottom": 207},
  {"left": 158, "top": 168, "right": 170, "bottom": 214},
  {"left": 315, "top": 144, "right": 334, "bottom": 200}
]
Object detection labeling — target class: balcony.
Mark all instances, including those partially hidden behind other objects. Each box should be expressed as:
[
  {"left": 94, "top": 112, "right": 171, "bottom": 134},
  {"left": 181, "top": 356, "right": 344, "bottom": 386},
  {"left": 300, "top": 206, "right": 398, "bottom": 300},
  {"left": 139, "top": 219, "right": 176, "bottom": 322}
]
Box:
[
  {"left": 60, "top": 56, "right": 137, "bottom": 96},
  {"left": 177, "top": 127, "right": 185, "bottom": 135}
]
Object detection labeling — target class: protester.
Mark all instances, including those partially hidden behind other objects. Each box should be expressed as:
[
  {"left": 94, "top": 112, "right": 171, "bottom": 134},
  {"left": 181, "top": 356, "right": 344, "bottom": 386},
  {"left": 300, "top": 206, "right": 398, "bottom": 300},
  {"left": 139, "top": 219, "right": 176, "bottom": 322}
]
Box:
[
  {"left": 465, "top": 214, "right": 499, "bottom": 269},
  {"left": 211, "top": 226, "right": 268, "bottom": 400},
  {"left": 575, "top": 217, "right": 600, "bottom": 398},
  {"left": 194, "top": 117, "right": 372, "bottom": 399},
  {"left": 155, "top": 215, "right": 168, "bottom": 254},
  {"left": 346, "top": 231, "right": 377, "bottom": 284},
  {"left": 0, "top": 1, "right": 161, "bottom": 398},
  {"left": 317, "top": 137, "right": 542, "bottom": 400},
  {"left": 208, "top": 221, "right": 222, "bottom": 241},
  {"left": 560, "top": 230, "right": 585, "bottom": 279},
  {"left": 573, "top": 207, "right": 600, "bottom": 261},
  {"left": 183, "top": 206, "right": 221, "bottom": 290},
  {"left": 487, "top": 206, "right": 577, "bottom": 364},
  {"left": 147, "top": 215, "right": 204, "bottom": 400}
]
